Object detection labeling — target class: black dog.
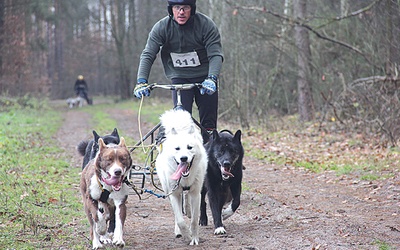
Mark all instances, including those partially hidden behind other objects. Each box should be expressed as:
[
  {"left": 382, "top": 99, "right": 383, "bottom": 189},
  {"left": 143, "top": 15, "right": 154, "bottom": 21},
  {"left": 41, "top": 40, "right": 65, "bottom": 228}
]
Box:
[
  {"left": 199, "top": 129, "right": 244, "bottom": 235},
  {"left": 77, "top": 128, "right": 120, "bottom": 170}
]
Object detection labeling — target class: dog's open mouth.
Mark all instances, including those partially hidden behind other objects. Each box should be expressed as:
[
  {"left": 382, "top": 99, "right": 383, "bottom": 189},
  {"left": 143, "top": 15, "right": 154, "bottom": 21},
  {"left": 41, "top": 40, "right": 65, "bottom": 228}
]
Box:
[
  {"left": 171, "top": 161, "right": 192, "bottom": 180},
  {"left": 220, "top": 166, "right": 234, "bottom": 180},
  {"left": 102, "top": 175, "right": 123, "bottom": 191}
]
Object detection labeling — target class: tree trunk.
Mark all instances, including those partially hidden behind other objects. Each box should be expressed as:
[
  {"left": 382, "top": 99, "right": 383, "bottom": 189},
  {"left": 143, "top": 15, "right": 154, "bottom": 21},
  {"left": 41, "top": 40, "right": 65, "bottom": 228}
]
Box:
[
  {"left": 294, "top": 0, "right": 314, "bottom": 122},
  {"left": 385, "top": 0, "right": 400, "bottom": 76},
  {"left": 269, "top": 0, "right": 292, "bottom": 114},
  {"left": 105, "top": 0, "right": 130, "bottom": 99},
  {"left": 53, "top": 0, "right": 65, "bottom": 98},
  {"left": 0, "top": 0, "right": 4, "bottom": 81}
]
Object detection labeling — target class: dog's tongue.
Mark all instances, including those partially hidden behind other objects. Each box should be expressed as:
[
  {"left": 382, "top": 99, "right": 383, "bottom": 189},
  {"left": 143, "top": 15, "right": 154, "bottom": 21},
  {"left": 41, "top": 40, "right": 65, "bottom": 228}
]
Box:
[
  {"left": 171, "top": 162, "right": 188, "bottom": 180},
  {"left": 221, "top": 167, "right": 234, "bottom": 178},
  {"left": 102, "top": 176, "right": 121, "bottom": 186},
  {"left": 112, "top": 181, "right": 122, "bottom": 191}
]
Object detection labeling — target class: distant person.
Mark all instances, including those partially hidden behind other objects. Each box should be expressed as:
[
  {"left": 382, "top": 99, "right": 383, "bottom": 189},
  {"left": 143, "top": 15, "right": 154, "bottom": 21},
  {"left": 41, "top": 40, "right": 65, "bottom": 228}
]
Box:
[
  {"left": 74, "top": 75, "right": 92, "bottom": 105},
  {"left": 133, "top": 0, "right": 223, "bottom": 140}
]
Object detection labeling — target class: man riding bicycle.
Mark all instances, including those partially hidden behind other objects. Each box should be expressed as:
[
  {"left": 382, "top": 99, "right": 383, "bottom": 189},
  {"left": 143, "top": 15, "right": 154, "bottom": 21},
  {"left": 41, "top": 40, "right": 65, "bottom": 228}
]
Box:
[{"left": 134, "top": 0, "right": 223, "bottom": 141}]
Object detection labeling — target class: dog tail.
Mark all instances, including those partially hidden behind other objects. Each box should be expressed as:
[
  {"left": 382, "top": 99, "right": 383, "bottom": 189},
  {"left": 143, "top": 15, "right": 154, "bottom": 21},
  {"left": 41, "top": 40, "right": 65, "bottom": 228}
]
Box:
[{"left": 77, "top": 140, "right": 88, "bottom": 156}]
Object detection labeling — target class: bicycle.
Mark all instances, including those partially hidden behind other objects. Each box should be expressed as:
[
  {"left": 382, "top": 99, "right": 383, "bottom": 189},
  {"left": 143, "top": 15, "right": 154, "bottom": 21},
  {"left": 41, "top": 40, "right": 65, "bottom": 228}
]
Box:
[{"left": 127, "top": 83, "right": 209, "bottom": 199}]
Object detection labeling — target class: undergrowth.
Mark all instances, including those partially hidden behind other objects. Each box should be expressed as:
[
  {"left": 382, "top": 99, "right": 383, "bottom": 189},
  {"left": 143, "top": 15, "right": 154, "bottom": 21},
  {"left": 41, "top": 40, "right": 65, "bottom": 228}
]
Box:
[
  {"left": 245, "top": 115, "right": 400, "bottom": 179},
  {"left": 0, "top": 96, "right": 86, "bottom": 249}
]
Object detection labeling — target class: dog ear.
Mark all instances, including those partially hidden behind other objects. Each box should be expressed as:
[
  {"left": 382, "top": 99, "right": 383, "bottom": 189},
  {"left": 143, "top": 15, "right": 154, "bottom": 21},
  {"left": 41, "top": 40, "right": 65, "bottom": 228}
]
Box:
[
  {"left": 118, "top": 137, "right": 126, "bottom": 147},
  {"left": 111, "top": 128, "right": 119, "bottom": 137},
  {"left": 212, "top": 129, "right": 219, "bottom": 141},
  {"left": 233, "top": 130, "right": 242, "bottom": 142},
  {"left": 98, "top": 138, "right": 106, "bottom": 150},
  {"left": 93, "top": 130, "right": 100, "bottom": 143}
]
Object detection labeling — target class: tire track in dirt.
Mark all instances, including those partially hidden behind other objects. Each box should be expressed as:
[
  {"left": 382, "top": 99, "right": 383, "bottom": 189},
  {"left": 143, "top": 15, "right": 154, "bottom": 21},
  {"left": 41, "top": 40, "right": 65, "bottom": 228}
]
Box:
[{"left": 55, "top": 109, "right": 92, "bottom": 168}]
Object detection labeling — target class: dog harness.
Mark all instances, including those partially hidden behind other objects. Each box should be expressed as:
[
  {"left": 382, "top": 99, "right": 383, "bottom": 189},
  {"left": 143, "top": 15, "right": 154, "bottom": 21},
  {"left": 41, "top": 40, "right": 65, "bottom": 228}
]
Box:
[
  {"left": 164, "top": 173, "right": 191, "bottom": 198},
  {"left": 95, "top": 177, "right": 111, "bottom": 203}
]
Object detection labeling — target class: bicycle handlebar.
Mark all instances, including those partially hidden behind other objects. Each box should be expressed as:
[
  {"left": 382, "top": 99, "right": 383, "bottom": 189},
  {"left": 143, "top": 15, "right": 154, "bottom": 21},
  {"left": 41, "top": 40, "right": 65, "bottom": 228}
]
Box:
[{"left": 147, "top": 83, "right": 201, "bottom": 91}]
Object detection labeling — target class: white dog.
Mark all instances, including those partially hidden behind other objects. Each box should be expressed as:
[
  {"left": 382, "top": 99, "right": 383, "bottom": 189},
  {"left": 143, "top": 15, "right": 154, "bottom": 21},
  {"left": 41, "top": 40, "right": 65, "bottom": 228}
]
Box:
[
  {"left": 155, "top": 109, "right": 208, "bottom": 245},
  {"left": 66, "top": 96, "right": 83, "bottom": 108}
]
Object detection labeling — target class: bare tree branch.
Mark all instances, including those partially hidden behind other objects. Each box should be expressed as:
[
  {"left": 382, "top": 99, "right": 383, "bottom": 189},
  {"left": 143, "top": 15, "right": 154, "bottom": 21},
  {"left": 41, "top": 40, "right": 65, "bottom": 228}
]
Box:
[
  {"left": 350, "top": 75, "right": 400, "bottom": 87},
  {"left": 332, "top": 0, "right": 383, "bottom": 21},
  {"left": 225, "top": 0, "right": 383, "bottom": 66}
]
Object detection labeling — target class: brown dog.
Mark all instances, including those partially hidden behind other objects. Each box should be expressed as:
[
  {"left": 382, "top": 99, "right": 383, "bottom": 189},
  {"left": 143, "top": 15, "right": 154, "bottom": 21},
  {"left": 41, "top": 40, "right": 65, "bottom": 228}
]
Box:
[{"left": 80, "top": 137, "right": 132, "bottom": 249}]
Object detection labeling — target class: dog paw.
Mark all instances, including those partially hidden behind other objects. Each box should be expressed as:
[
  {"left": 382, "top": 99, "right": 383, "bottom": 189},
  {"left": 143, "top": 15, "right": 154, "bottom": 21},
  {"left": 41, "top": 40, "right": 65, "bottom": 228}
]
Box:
[
  {"left": 199, "top": 219, "right": 208, "bottom": 226},
  {"left": 112, "top": 231, "right": 125, "bottom": 247},
  {"left": 112, "top": 238, "right": 125, "bottom": 247},
  {"left": 178, "top": 232, "right": 191, "bottom": 243},
  {"left": 189, "top": 237, "right": 199, "bottom": 245},
  {"left": 92, "top": 241, "right": 103, "bottom": 249},
  {"left": 199, "top": 214, "right": 208, "bottom": 226},
  {"left": 222, "top": 205, "right": 234, "bottom": 220},
  {"left": 99, "top": 234, "right": 112, "bottom": 244},
  {"left": 175, "top": 225, "right": 182, "bottom": 238},
  {"left": 214, "top": 227, "right": 226, "bottom": 235},
  {"left": 175, "top": 222, "right": 191, "bottom": 241}
]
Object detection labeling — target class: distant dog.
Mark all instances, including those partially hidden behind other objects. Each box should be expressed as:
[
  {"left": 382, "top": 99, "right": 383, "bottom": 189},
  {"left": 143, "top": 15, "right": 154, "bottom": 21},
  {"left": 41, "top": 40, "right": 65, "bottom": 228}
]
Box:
[
  {"left": 200, "top": 130, "right": 244, "bottom": 235},
  {"left": 66, "top": 96, "right": 83, "bottom": 108},
  {"left": 155, "top": 109, "right": 208, "bottom": 245},
  {"left": 80, "top": 137, "right": 132, "bottom": 249},
  {"left": 77, "top": 128, "right": 120, "bottom": 170}
]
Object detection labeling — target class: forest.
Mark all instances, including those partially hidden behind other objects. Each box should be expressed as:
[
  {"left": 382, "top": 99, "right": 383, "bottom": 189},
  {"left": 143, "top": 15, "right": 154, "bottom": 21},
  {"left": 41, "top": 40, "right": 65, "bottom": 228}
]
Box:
[{"left": 1, "top": 0, "right": 399, "bottom": 143}]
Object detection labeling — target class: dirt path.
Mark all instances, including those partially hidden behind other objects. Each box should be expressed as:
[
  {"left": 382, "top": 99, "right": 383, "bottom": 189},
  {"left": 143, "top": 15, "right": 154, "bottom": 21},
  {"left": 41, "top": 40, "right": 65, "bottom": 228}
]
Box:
[{"left": 57, "top": 104, "right": 400, "bottom": 250}]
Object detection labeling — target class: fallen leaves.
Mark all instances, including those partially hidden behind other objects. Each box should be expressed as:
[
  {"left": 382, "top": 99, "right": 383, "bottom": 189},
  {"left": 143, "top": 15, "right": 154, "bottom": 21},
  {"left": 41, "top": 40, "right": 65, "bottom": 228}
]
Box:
[{"left": 245, "top": 122, "right": 400, "bottom": 178}]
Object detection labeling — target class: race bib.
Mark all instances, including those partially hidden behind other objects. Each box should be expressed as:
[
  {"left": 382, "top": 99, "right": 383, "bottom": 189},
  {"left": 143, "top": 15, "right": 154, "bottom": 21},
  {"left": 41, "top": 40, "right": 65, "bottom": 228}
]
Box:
[{"left": 170, "top": 51, "right": 201, "bottom": 68}]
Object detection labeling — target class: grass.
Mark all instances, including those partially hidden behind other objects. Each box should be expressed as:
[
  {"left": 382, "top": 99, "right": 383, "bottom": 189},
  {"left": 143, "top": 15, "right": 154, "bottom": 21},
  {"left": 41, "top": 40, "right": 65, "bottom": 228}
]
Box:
[
  {"left": 91, "top": 107, "right": 118, "bottom": 131},
  {"left": 0, "top": 96, "right": 86, "bottom": 249},
  {"left": 373, "top": 239, "right": 393, "bottom": 250},
  {"left": 134, "top": 97, "right": 172, "bottom": 124}
]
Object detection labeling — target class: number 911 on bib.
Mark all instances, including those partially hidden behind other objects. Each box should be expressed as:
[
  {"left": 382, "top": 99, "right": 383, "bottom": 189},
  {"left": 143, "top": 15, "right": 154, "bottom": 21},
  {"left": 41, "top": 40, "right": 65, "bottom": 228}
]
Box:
[{"left": 170, "top": 51, "right": 201, "bottom": 68}]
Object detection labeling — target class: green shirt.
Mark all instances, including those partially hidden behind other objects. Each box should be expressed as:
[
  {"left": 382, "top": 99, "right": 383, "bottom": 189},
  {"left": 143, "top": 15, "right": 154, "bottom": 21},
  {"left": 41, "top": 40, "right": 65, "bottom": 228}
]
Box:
[{"left": 137, "top": 12, "right": 223, "bottom": 81}]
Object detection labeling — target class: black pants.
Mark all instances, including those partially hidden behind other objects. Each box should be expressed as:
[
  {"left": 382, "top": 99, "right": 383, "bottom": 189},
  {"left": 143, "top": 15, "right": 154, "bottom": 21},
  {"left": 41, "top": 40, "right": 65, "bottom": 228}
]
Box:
[
  {"left": 76, "top": 89, "right": 91, "bottom": 104},
  {"left": 171, "top": 77, "right": 218, "bottom": 131}
]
